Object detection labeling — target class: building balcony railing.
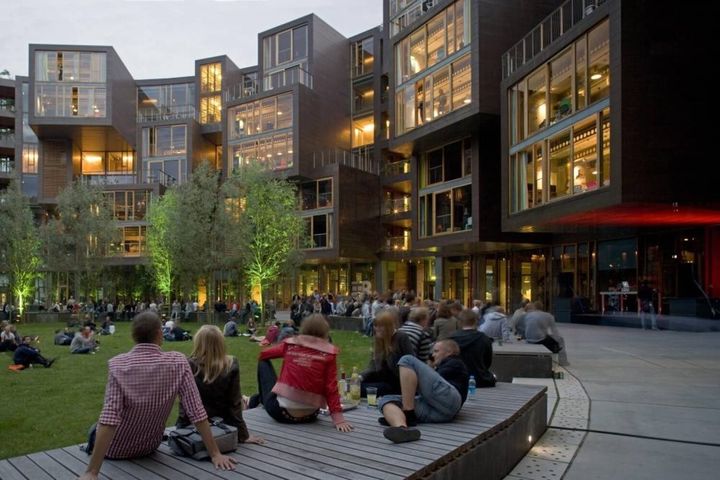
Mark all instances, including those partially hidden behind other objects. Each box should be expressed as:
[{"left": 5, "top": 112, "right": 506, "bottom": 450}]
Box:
[
  {"left": 383, "top": 159, "right": 411, "bottom": 176},
  {"left": 390, "top": 0, "right": 438, "bottom": 37},
  {"left": 0, "top": 100, "right": 16, "bottom": 114},
  {"left": 382, "top": 235, "right": 410, "bottom": 252},
  {"left": 263, "top": 65, "right": 313, "bottom": 92},
  {"left": 137, "top": 106, "right": 196, "bottom": 123},
  {"left": 0, "top": 158, "right": 14, "bottom": 175},
  {"left": 502, "top": 0, "right": 607, "bottom": 79},
  {"left": 224, "top": 82, "right": 260, "bottom": 103},
  {"left": 384, "top": 197, "right": 411, "bottom": 215},
  {"left": 311, "top": 146, "right": 379, "bottom": 175},
  {"left": 81, "top": 174, "right": 136, "bottom": 186},
  {"left": 145, "top": 169, "right": 178, "bottom": 187},
  {"left": 0, "top": 131, "right": 15, "bottom": 149}
]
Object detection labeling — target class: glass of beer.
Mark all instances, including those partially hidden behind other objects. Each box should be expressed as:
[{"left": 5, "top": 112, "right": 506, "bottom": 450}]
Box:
[
  {"left": 350, "top": 383, "right": 361, "bottom": 404},
  {"left": 366, "top": 386, "right": 378, "bottom": 407}
]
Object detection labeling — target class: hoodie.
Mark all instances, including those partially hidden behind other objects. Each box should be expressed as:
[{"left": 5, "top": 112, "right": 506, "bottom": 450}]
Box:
[{"left": 448, "top": 329, "right": 496, "bottom": 388}]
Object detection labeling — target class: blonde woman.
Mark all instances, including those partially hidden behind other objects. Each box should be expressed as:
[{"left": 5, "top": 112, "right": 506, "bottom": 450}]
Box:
[
  {"left": 176, "top": 325, "right": 264, "bottom": 444},
  {"left": 359, "top": 309, "right": 414, "bottom": 397}
]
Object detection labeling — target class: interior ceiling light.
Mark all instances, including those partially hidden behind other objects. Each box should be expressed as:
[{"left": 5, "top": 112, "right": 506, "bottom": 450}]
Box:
[{"left": 591, "top": 73, "right": 602, "bottom": 80}]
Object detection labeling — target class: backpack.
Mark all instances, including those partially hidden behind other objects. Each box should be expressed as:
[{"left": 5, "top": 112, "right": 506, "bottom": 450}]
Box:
[{"left": 167, "top": 418, "right": 237, "bottom": 460}]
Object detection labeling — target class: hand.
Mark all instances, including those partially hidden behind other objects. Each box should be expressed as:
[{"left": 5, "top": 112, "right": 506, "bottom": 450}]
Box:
[
  {"left": 211, "top": 453, "right": 237, "bottom": 470},
  {"left": 335, "top": 421, "right": 354, "bottom": 432},
  {"left": 77, "top": 473, "right": 98, "bottom": 480},
  {"left": 245, "top": 435, "right": 265, "bottom": 445}
]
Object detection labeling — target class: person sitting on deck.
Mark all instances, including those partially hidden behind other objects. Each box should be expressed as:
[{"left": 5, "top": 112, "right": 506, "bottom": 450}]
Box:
[
  {"left": 77, "top": 311, "right": 236, "bottom": 480},
  {"left": 378, "top": 339, "right": 469, "bottom": 443}
]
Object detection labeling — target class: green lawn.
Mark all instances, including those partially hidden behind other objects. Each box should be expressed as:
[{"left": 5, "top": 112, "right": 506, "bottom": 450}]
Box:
[{"left": 0, "top": 321, "right": 372, "bottom": 460}]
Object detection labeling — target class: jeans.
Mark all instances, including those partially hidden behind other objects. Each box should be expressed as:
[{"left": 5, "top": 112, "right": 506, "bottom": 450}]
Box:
[
  {"left": 72, "top": 347, "right": 93, "bottom": 354},
  {"left": 640, "top": 302, "right": 658, "bottom": 329},
  {"left": 256, "top": 360, "right": 318, "bottom": 424},
  {"left": 378, "top": 355, "right": 462, "bottom": 423}
]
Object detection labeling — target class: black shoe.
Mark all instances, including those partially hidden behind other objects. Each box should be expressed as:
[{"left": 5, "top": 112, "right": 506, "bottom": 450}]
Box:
[
  {"left": 403, "top": 409, "right": 417, "bottom": 427},
  {"left": 45, "top": 358, "right": 56, "bottom": 368},
  {"left": 247, "top": 393, "right": 261, "bottom": 409},
  {"left": 383, "top": 426, "right": 421, "bottom": 443},
  {"left": 378, "top": 417, "right": 390, "bottom": 426}
]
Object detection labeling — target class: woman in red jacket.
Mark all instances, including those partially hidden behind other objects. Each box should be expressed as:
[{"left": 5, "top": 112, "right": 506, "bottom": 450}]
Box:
[{"left": 251, "top": 314, "right": 353, "bottom": 432}]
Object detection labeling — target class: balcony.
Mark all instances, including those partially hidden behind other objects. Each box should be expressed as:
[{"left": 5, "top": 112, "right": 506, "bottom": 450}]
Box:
[
  {"left": 502, "top": 0, "right": 607, "bottom": 78},
  {"left": 383, "top": 159, "right": 411, "bottom": 177},
  {"left": 263, "top": 66, "right": 313, "bottom": 91},
  {"left": 81, "top": 174, "right": 136, "bottom": 186},
  {"left": 137, "top": 106, "right": 196, "bottom": 123},
  {"left": 145, "top": 169, "right": 178, "bottom": 187},
  {"left": 312, "top": 146, "right": 379, "bottom": 175},
  {"left": 382, "top": 235, "right": 410, "bottom": 252},
  {"left": 0, "top": 130, "right": 14, "bottom": 150},
  {"left": 384, "top": 196, "right": 411, "bottom": 215},
  {"left": 0, "top": 157, "right": 14, "bottom": 177},
  {"left": 224, "top": 82, "right": 260, "bottom": 103},
  {"left": 390, "top": 0, "right": 439, "bottom": 37},
  {"left": 0, "top": 99, "right": 15, "bottom": 116}
]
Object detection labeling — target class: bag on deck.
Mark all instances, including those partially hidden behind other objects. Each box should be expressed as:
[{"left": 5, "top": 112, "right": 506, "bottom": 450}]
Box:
[{"left": 167, "top": 417, "right": 237, "bottom": 460}]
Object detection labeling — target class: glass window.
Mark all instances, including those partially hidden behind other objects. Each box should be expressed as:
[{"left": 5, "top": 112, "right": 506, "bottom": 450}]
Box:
[
  {"left": 318, "top": 179, "right": 332, "bottom": 207},
  {"left": 200, "top": 63, "right": 222, "bottom": 93},
  {"left": 82, "top": 153, "right": 105, "bottom": 175},
  {"left": 427, "top": 149, "right": 443, "bottom": 185},
  {"left": 588, "top": 20, "right": 610, "bottom": 103},
  {"left": 107, "top": 152, "right": 134, "bottom": 174},
  {"left": 352, "top": 115, "right": 374, "bottom": 147},
  {"left": 426, "top": 13, "right": 446, "bottom": 68},
  {"left": 35, "top": 51, "right": 105, "bottom": 83},
  {"left": 432, "top": 68, "right": 450, "bottom": 119},
  {"left": 444, "top": 140, "right": 462, "bottom": 181},
  {"left": 527, "top": 67, "right": 547, "bottom": 134},
  {"left": 601, "top": 108, "right": 610, "bottom": 186},
  {"left": 22, "top": 145, "right": 39, "bottom": 173},
  {"left": 572, "top": 116, "right": 598, "bottom": 193},
  {"left": 452, "top": 184, "right": 471, "bottom": 231},
  {"left": 276, "top": 93, "right": 293, "bottom": 130},
  {"left": 451, "top": 54, "right": 471, "bottom": 110},
  {"left": 144, "top": 125, "right": 186, "bottom": 157},
  {"left": 575, "top": 37, "right": 587, "bottom": 110},
  {"left": 352, "top": 78, "right": 374, "bottom": 114},
  {"left": 301, "top": 182, "right": 317, "bottom": 210},
  {"left": 549, "top": 48, "right": 572, "bottom": 124},
  {"left": 409, "top": 29, "right": 427, "bottom": 76},
  {"left": 435, "top": 191, "right": 452, "bottom": 234},
  {"left": 549, "top": 131, "right": 571, "bottom": 200},
  {"left": 200, "top": 95, "right": 221, "bottom": 123},
  {"left": 534, "top": 142, "right": 544, "bottom": 206},
  {"left": 303, "top": 214, "right": 332, "bottom": 249},
  {"left": 231, "top": 132, "right": 294, "bottom": 171},
  {"left": 277, "top": 30, "right": 292, "bottom": 64},
  {"left": 454, "top": 0, "right": 467, "bottom": 50},
  {"left": 293, "top": 26, "right": 308, "bottom": 60}
]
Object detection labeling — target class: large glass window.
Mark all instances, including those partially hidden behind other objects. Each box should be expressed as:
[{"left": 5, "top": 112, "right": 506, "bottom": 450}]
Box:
[
  {"left": 137, "top": 83, "right": 194, "bottom": 121},
  {"left": 395, "top": 53, "right": 471, "bottom": 135},
  {"left": 302, "top": 213, "right": 333, "bottom": 249},
  {"left": 263, "top": 25, "right": 308, "bottom": 69},
  {"left": 418, "top": 184, "right": 472, "bottom": 237},
  {"left": 105, "top": 191, "right": 149, "bottom": 221},
  {"left": 549, "top": 48, "right": 572, "bottom": 124},
  {"left": 575, "top": 37, "right": 587, "bottom": 110},
  {"left": 572, "top": 116, "right": 598, "bottom": 193},
  {"left": 352, "top": 115, "right": 374, "bottom": 147},
  {"left": 22, "top": 145, "right": 38, "bottom": 173},
  {"left": 81, "top": 152, "right": 135, "bottom": 177},
  {"left": 549, "top": 131, "right": 571, "bottom": 200},
  {"left": 527, "top": 67, "right": 547, "bottom": 135},
  {"left": 352, "top": 78, "right": 374, "bottom": 114},
  {"left": 601, "top": 108, "right": 610, "bottom": 186},
  {"left": 351, "top": 37, "right": 374, "bottom": 77},
  {"left": 35, "top": 51, "right": 106, "bottom": 83},
  {"left": 228, "top": 93, "right": 293, "bottom": 141},
  {"left": 588, "top": 20, "right": 610, "bottom": 103},
  {"left": 35, "top": 84, "right": 106, "bottom": 117},
  {"left": 143, "top": 125, "right": 187, "bottom": 157},
  {"left": 395, "top": 0, "right": 470, "bottom": 85},
  {"left": 300, "top": 178, "right": 333, "bottom": 210},
  {"left": 231, "top": 132, "right": 293, "bottom": 171},
  {"left": 200, "top": 63, "right": 222, "bottom": 93},
  {"left": 200, "top": 95, "right": 222, "bottom": 124},
  {"left": 421, "top": 138, "right": 471, "bottom": 187}
]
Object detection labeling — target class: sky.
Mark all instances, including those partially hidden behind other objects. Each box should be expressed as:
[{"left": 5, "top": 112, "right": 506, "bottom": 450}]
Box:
[{"left": 0, "top": 0, "right": 384, "bottom": 79}]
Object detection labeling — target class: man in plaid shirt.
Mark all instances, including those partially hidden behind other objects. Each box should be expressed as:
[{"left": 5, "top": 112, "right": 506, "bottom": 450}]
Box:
[{"left": 78, "top": 312, "right": 236, "bottom": 480}]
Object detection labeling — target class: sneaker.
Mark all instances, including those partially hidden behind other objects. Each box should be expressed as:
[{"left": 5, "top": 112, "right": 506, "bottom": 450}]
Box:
[
  {"left": 383, "top": 426, "right": 421, "bottom": 444},
  {"left": 45, "top": 358, "right": 56, "bottom": 368}
]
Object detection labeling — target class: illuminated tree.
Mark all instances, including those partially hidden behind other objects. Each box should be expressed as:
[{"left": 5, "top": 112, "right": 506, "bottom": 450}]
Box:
[
  {"left": 231, "top": 165, "right": 304, "bottom": 317},
  {"left": 0, "top": 179, "right": 41, "bottom": 314},
  {"left": 146, "top": 189, "right": 177, "bottom": 300}
]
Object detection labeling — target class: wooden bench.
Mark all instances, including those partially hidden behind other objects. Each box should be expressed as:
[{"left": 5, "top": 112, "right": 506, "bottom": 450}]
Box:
[
  {"left": 327, "top": 315, "right": 364, "bottom": 332},
  {"left": 492, "top": 343, "right": 554, "bottom": 382},
  {"left": 0, "top": 383, "right": 546, "bottom": 480}
]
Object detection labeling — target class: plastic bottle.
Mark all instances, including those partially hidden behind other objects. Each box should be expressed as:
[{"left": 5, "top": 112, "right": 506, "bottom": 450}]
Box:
[
  {"left": 338, "top": 366, "right": 347, "bottom": 400},
  {"left": 468, "top": 375, "right": 477, "bottom": 396},
  {"left": 350, "top": 366, "right": 361, "bottom": 403}
]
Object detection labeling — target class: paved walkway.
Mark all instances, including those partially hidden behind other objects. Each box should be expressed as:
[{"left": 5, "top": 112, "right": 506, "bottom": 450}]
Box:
[{"left": 509, "top": 323, "right": 720, "bottom": 480}]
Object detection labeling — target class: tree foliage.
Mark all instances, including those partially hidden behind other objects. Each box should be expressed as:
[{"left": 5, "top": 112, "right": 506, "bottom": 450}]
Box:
[
  {"left": 40, "top": 181, "right": 118, "bottom": 301},
  {"left": 0, "top": 179, "right": 41, "bottom": 313},
  {"left": 146, "top": 189, "right": 177, "bottom": 300},
  {"left": 231, "top": 165, "right": 304, "bottom": 313}
]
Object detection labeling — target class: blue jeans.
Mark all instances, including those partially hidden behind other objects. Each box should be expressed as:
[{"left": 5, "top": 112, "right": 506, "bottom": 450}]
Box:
[{"left": 378, "top": 355, "right": 462, "bottom": 423}]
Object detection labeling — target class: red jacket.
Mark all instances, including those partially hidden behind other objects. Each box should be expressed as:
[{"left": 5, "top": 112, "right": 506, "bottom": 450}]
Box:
[{"left": 259, "top": 335, "right": 345, "bottom": 425}]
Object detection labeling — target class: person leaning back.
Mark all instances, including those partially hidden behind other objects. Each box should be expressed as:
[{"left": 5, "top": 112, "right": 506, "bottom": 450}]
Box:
[{"left": 77, "top": 311, "right": 236, "bottom": 480}]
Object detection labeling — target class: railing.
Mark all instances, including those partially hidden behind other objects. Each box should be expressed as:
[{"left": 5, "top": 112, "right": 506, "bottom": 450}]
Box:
[
  {"left": 382, "top": 235, "right": 410, "bottom": 252},
  {"left": 502, "top": 0, "right": 607, "bottom": 79},
  {"left": 137, "top": 106, "right": 195, "bottom": 123},
  {"left": 0, "top": 158, "right": 14, "bottom": 174},
  {"left": 145, "top": 169, "right": 178, "bottom": 187},
  {"left": 81, "top": 174, "right": 136, "bottom": 186},
  {"left": 390, "top": 0, "right": 437, "bottom": 37},
  {"left": 224, "top": 82, "right": 260, "bottom": 102},
  {"left": 0, "top": 131, "right": 15, "bottom": 147},
  {"left": 384, "top": 197, "right": 411, "bottom": 215},
  {"left": 263, "top": 66, "right": 313, "bottom": 91},
  {"left": 383, "top": 159, "right": 411, "bottom": 176},
  {"left": 0, "top": 100, "right": 16, "bottom": 114},
  {"left": 311, "top": 146, "right": 379, "bottom": 175}
]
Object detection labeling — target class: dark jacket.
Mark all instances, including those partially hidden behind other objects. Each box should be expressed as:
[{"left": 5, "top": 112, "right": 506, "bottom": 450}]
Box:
[
  {"left": 436, "top": 355, "right": 470, "bottom": 403},
  {"left": 360, "top": 331, "right": 414, "bottom": 392},
  {"left": 448, "top": 329, "right": 496, "bottom": 388},
  {"left": 176, "top": 357, "right": 249, "bottom": 442}
]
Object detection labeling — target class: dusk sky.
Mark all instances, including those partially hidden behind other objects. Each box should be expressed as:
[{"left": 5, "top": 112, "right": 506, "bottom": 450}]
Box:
[{"left": 1, "top": 0, "right": 384, "bottom": 79}]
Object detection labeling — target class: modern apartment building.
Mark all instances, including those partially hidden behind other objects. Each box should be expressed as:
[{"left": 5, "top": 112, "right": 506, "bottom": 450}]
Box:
[{"left": 2, "top": 0, "right": 716, "bottom": 317}]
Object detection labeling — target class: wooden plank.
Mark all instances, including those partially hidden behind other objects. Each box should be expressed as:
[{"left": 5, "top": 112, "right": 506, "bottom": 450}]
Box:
[
  {"left": 0, "top": 460, "right": 27, "bottom": 480},
  {"left": 155, "top": 445, "right": 276, "bottom": 480},
  {"left": 26, "top": 452, "right": 76, "bottom": 480},
  {"left": 144, "top": 452, "right": 227, "bottom": 480},
  {"left": 7, "top": 456, "right": 53, "bottom": 480},
  {"left": 130, "top": 456, "right": 199, "bottom": 480},
  {"left": 61, "top": 447, "right": 142, "bottom": 480}
]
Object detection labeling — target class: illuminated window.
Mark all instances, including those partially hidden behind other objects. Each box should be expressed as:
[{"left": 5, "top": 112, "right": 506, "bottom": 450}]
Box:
[
  {"left": 22, "top": 144, "right": 38, "bottom": 173},
  {"left": 200, "top": 95, "right": 222, "bottom": 124},
  {"left": 352, "top": 115, "right": 374, "bottom": 147},
  {"left": 200, "top": 63, "right": 222, "bottom": 93},
  {"left": 351, "top": 37, "right": 374, "bottom": 77}
]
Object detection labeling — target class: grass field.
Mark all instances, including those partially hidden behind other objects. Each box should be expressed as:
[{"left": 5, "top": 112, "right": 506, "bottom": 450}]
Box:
[{"left": 0, "top": 321, "right": 373, "bottom": 459}]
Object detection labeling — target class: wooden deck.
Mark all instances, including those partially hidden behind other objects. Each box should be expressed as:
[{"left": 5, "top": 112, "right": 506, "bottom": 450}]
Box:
[{"left": 0, "top": 383, "right": 547, "bottom": 480}]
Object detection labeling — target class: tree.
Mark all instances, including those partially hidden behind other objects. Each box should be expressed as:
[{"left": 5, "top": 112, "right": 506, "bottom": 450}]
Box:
[
  {"left": 0, "top": 179, "right": 41, "bottom": 314},
  {"left": 147, "top": 189, "right": 178, "bottom": 301},
  {"left": 232, "top": 165, "right": 304, "bottom": 318},
  {"left": 0, "top": 69, "right": 10, "bottom": 79},
  {"left": 41, "top": 181, "right": 118, "bottom": 301}
]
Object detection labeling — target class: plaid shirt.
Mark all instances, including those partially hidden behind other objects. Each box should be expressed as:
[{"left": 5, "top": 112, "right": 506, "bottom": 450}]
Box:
[{"left": 99, "top": 343, "right": 207, "bottom": 459}]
